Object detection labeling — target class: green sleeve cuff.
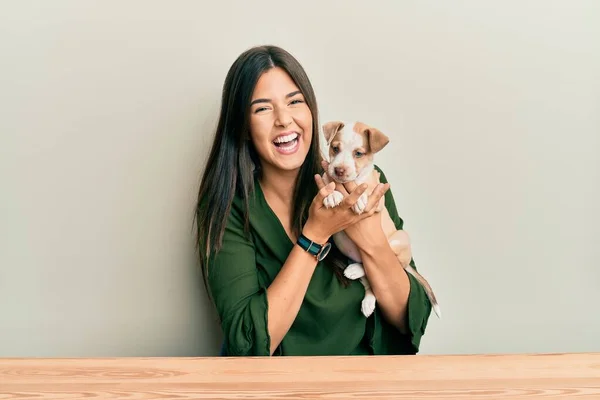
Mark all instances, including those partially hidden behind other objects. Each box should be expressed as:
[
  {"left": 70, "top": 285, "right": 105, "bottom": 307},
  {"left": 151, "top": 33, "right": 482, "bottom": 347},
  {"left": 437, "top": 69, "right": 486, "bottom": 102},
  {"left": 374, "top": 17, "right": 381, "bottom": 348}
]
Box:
[
  {"left": 222, "top": 287, "right": 271, "bottom": 356},
  {"left": 404, "top": 264, "right": 433, "bottom": 352}
]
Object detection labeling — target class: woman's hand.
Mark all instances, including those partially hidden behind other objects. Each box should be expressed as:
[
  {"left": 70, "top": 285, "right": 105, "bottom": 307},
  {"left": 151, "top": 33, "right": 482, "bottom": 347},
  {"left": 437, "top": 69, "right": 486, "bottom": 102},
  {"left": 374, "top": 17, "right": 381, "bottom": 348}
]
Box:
[
  {"left": 318, "top": 160, "right": 392, "bottom": 255},
  {"left": 333, "top": 179, "right": 391, "bottom": 255},
  {"left": 302, "top": 174, "right": 389, "bottom": 244}
]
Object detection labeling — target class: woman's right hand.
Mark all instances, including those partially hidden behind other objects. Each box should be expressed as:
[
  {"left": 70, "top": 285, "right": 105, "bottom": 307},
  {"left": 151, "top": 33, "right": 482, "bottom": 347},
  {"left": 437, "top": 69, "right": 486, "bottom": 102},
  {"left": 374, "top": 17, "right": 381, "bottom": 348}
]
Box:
[{"left": 302, "top": 174, "right": 390, "bottom": 244}]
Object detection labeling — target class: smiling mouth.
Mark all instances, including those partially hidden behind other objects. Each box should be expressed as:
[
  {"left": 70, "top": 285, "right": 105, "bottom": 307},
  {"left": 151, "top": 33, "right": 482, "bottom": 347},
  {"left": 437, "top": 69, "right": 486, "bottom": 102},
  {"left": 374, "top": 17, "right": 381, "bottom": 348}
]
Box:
[{"left": 273, "top": 132, "right": 300, "bottom": 153}]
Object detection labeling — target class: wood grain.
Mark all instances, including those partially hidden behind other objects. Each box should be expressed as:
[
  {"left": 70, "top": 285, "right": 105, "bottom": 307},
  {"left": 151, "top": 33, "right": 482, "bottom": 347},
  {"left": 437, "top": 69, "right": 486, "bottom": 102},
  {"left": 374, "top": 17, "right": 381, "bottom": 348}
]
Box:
[{"left": 1, "top": 353, "right": 599, "bottom": 399}]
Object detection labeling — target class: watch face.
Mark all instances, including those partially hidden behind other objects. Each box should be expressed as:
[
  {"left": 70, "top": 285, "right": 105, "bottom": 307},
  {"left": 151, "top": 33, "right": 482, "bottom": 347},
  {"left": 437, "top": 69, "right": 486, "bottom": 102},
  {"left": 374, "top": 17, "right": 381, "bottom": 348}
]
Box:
[{"left": 317, "top": 242, "right": 332, "bottom": 261}]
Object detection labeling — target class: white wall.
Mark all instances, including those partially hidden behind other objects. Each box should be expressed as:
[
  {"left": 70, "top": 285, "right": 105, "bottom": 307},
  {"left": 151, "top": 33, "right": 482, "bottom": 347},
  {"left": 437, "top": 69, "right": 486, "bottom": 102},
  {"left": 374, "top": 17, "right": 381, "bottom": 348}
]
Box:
[{"left": 1, "top": 0, "right": 599, "bottom": 356}]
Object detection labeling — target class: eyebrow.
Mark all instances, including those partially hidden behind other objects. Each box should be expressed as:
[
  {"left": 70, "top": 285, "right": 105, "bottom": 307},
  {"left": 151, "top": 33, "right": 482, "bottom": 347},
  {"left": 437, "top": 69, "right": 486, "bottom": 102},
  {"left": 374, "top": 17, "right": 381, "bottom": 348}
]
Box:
[{"left": 250, "top": 90, "right": 302, "bottom": 106}]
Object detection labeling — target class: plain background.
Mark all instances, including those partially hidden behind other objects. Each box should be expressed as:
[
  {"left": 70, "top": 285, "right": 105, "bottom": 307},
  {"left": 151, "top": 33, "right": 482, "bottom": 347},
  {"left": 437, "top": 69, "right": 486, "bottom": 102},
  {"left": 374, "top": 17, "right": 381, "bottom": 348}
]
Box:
[{"left": 1, "top": 0, "right": 599, "bottom": 357}]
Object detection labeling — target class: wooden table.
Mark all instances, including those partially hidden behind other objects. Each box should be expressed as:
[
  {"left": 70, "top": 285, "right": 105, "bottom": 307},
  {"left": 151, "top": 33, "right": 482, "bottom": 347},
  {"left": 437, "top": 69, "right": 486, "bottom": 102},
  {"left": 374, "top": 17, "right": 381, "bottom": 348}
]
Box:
[{"left": 1, "top": 353, "right": 599, "bottom": 399}]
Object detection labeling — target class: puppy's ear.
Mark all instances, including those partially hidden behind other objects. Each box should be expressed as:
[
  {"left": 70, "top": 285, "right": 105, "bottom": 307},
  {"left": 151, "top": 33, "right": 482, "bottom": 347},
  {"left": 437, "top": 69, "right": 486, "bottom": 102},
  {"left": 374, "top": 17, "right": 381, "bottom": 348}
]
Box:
[
  {"left": 364, "top": 126, "right": 389, "bottom": 153},
  {"left": 322, "top": 121, "right": 344, "bottom": 145}
]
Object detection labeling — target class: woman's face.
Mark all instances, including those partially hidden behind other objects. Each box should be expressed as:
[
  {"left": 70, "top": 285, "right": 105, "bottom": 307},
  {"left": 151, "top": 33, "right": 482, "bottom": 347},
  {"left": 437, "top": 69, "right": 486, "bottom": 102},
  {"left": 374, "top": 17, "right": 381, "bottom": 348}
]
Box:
[{"left": 248, "top": 67, "right": 313, "bottom": 174}]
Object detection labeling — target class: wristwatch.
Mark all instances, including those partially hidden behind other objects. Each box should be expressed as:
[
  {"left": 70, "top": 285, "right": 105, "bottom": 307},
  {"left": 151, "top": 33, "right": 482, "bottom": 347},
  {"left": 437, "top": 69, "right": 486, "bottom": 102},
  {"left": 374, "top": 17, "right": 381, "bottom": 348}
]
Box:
[{"left": 297, "top": 233, "right": 331, "bottom": 261}]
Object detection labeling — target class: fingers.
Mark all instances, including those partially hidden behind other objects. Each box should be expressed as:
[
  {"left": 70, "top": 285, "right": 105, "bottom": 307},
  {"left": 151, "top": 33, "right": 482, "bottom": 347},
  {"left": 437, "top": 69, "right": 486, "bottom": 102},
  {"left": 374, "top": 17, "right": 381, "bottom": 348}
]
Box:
[
  {"left": 331, "top": 181, "right": 353, "bottom": 197},
  {"left": 313, "top": 174, "right": 335, "bottom": 205},
  {"left": 314, "top": 171, "right": 390, "bottom": 216},
  {"left": 341, "top": 183, "right": 369, "bottom": 208},
  {"left": 314, "top": 174, "right": 326, "bottom": 190},
  {"left": 343, "top": 181, "right": 358, "bottom": 194},
  {"left": 362, "top": 183, "right": 390, "bottom": 214},
  {"left": 336, "top": 182, "right": 350, "bottom": 196}
]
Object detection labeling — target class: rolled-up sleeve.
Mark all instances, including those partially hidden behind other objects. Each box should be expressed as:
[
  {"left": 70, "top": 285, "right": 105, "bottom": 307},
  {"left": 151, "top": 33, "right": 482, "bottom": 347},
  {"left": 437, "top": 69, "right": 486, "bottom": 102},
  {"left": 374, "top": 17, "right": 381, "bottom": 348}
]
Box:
[
  {"left": 206, "top": 202, "right": 270, "bottom": 356},
  {"left": 376, "top": 166, "right": 433, "bottom": 352}
]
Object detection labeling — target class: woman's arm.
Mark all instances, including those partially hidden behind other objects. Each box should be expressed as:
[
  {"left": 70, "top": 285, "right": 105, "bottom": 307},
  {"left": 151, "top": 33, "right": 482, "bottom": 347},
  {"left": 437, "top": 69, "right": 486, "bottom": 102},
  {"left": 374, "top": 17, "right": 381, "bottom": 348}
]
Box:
[
  {"left": 357, "top": 235, "right": 412, "bottom": 332},
  {"left": 341, "top": 212, "right": 412, "bottom": 332},
  {"left": 208, "top": 200, "right": 322, "bottom": 356},
  {"left": 264, "top": 243, "right": 320, "bottom": 354},
  {"left": 333, "top": 166, "right": 432, "bottom": 339}
]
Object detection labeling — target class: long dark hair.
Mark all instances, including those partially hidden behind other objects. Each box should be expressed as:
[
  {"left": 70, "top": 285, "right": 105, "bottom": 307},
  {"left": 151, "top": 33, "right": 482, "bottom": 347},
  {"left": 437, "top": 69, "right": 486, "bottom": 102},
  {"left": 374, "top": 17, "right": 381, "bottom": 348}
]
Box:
[{"left": 194, "top": 45, "right": 349, "bottom": 297}]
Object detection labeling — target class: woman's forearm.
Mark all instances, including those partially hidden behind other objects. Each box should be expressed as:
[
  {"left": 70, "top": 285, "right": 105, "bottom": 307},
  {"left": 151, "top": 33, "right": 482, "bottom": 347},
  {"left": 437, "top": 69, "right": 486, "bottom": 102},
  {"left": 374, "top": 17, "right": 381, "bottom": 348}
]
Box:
[
  {"left": 265, "top": 242, "right": 320, "bottom": 355},
  {"left": 359, "top": 231, "right": 411, "bottom": 333}
]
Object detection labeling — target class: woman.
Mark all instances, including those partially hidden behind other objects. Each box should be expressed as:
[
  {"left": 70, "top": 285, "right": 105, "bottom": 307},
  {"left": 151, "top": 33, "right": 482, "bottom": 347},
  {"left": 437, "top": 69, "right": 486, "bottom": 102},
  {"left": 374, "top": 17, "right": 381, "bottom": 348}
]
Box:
[{"left": 195, "top": 45, "right": 432, "bottom": 356}]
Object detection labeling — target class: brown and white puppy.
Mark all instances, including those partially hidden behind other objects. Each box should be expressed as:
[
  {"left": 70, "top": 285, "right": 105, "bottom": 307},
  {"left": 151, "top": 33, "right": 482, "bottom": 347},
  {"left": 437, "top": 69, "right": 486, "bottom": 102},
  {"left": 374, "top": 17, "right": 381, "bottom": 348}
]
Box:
[{"left": 321, "top": 120, "right": 441, "bottom": 319}]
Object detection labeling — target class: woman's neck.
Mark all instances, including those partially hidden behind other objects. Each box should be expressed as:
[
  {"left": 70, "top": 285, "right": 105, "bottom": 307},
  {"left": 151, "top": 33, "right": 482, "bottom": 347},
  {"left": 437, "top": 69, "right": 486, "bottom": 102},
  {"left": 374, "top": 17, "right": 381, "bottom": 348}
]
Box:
[{"left": 258, "top": 165, "right": 299, "bottom": 209}]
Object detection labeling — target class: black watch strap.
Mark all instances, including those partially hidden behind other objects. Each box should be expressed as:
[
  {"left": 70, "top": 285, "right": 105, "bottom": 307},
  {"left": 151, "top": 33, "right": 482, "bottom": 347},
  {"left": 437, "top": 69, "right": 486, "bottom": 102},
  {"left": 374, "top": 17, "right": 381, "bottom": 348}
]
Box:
[{"left": 297, "top": 233, "right": 331, "bottom": 261}]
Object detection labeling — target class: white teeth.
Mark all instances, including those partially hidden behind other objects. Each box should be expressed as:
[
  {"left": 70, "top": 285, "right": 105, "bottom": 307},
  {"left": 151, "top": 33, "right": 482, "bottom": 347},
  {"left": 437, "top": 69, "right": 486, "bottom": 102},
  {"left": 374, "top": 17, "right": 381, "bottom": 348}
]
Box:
[{"left": 274, "top": 133, "right": 299, "bottom": 144}]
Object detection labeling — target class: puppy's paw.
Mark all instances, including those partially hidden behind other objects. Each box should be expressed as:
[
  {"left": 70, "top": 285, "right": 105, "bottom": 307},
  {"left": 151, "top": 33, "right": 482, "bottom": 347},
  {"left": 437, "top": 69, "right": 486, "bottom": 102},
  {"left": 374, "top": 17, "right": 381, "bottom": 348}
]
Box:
[
  {"left": 344, "top": 263, "right": 365, "bottom": 280},
  {"left": 352, "top": 192, "right": 368, "bottom": 214},
  {"left": 323, "top": 190, "right": 344, "bottom": 208},
  {"left": 361, "top": 293, "right": 376, "bottom": 317}
]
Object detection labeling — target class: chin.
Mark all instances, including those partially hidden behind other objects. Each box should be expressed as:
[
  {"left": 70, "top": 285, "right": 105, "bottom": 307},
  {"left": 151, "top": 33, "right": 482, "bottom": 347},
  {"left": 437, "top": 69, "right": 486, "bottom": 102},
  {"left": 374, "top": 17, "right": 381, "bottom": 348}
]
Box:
[
  {"left": 273, "top": 148, "right": 310, "bottom": 171},
  {"left": 277, "top": 155, "right": 307, "bottom": 171}
]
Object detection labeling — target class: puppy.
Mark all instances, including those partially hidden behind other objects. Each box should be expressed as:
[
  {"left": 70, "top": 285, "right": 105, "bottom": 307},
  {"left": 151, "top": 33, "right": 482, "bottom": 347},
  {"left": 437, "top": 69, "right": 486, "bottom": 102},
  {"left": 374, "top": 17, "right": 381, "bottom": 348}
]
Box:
[{"left": 321, "top": 120, "right": 441, "bottom": 319}]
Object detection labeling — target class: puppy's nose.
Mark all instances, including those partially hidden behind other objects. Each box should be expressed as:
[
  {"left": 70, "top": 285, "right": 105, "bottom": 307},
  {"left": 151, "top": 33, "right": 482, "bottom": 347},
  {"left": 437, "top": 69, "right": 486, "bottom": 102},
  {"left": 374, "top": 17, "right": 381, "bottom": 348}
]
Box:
[{"left": 334, "top": 167, "right": 346, "bottom": 177}]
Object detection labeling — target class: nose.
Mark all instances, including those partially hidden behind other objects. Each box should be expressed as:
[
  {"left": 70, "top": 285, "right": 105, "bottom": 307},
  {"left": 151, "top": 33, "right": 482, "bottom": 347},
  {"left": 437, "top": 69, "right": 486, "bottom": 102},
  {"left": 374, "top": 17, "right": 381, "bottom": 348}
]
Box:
[
  {"left": 275, "top": 108, "right": 292, "bottom": 127},
  {"left": 334, "top": 167, "right": 346, "bottom": 177}
]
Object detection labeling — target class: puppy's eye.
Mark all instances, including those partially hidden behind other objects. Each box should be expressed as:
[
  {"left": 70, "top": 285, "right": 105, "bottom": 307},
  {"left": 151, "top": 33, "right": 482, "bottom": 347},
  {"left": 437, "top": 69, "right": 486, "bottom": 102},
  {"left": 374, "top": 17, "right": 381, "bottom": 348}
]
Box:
[
  {"left": 331, "top": 146, "right": 339, "bottom": 154},
  {"left": 354, "top": 151, "right": 365, "bottom": 158}
]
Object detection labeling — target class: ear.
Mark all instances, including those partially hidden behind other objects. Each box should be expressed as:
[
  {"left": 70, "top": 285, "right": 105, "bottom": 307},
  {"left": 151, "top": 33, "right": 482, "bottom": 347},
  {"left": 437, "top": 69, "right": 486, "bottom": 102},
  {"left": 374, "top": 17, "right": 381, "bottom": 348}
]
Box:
[
  {"left": 364, "top": 126, "right": 389, "bottom": 153},
  {"left": 322, "top": 121, "right": 344, "bottom": 145}
]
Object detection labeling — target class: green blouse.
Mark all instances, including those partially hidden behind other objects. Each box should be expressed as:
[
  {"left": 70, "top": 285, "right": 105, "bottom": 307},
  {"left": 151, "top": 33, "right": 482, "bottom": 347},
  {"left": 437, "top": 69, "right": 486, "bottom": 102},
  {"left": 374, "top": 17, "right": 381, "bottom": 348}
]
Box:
[{"left": 206, "top": 165, "right": 432, "bottom": 356}]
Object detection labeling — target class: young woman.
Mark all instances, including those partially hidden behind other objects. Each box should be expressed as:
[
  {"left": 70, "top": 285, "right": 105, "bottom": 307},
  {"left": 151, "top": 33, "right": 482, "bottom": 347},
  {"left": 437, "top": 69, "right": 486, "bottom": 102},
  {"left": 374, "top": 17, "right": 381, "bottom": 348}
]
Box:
[{"left": 195, "top": 45, "right": 432, "bottom": 356}]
